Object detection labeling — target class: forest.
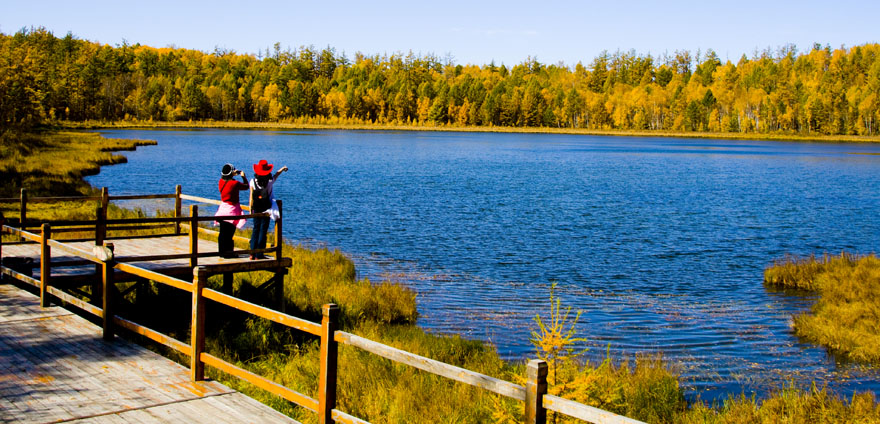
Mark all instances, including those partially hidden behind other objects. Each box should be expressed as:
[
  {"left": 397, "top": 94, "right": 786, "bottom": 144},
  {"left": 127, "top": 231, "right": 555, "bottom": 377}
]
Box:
[{"left": 2, "top": 27, "right": 879, "bottom": 136}]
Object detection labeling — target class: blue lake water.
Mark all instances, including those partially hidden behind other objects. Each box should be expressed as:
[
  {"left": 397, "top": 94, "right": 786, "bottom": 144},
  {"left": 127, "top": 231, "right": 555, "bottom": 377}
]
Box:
[{"left": 87, "top": 129, "right": 880, "bottom": 401}]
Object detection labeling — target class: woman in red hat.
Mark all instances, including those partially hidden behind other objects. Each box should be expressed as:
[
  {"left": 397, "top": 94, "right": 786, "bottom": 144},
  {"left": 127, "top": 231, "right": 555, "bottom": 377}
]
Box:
[{"left": 249, "top": 159, "right": 288, "bottom": 259}]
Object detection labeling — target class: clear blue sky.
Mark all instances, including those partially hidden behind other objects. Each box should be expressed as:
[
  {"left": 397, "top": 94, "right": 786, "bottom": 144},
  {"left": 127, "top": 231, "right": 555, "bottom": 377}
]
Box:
[{"left": 3, "top": 0, "right": 878, "bottom": 66}]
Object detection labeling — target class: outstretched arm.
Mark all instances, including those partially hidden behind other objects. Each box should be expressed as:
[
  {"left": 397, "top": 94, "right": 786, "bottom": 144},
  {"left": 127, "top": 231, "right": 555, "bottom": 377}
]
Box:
[{"left": 273, "top": 166, "right": 288, "bottom": 180}]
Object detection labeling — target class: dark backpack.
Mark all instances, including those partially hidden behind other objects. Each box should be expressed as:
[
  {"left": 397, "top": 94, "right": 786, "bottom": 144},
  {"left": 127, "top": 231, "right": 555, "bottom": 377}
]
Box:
[{"left": 252, "top": 179, "right": 272, "bottom": 212}]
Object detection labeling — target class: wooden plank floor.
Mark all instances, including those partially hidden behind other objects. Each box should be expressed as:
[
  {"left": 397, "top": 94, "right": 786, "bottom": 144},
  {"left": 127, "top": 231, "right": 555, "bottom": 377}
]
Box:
[
  {"left": 2, "top": 235, "right": 256, "bottom": 273},
  {"left": 0, "top": 283, "right": 299, "bottom": 424}
]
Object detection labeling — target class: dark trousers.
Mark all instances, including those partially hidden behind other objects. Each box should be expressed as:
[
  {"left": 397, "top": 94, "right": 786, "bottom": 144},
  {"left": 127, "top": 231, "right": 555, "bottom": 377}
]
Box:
[
  {"left": 250, "top": 216, "right": 271, "bottom": 256},
  {"left": 218, "top": 221, "right": 236, "bottom": 257}
]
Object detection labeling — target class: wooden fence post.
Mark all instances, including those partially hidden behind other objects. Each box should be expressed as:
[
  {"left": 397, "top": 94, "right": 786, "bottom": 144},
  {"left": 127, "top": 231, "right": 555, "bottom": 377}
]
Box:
[
  {"left": 278, "top": 268, "right": 287, "bottom": 313},
  {"left": 94, "top": 207, "right": 107, "bottom": 303},
  {"left": 19, "top": 189, "right": 26, "bottom": 242},
  {"left": 525, "top": 359, "right": 548, "bottom": 424},
  {"left": 175, "top": 184, "right": 182, "bottom": 235},
  {"left": 318, "top": 303, "right": 340, "bottom": 424},
  {"left": 96, "top": 207, "right": 107, "bottom": 247},
  {"left": 222, "top": 272, "right": 233, "bottom": 294},
  {"left": 189, "top": 205, "right": 198, "bottom": 269},
  {"left": 102, "top": 243, "right": 115, "bottom": 341},
  {"left": 40, "top": 223, "right": 51, "bottom": 308},
  {"left": 191, "top": 266, "right": 207, "bottom": 381},
  {"left": 274, "top": 200, "right": 285, "bottom": 310},
  {"left": 101, "top": 187, "right": 109, "bottom": 216},
  {"left": 274, "top": 199, "right": 283, "bottom": 260}
]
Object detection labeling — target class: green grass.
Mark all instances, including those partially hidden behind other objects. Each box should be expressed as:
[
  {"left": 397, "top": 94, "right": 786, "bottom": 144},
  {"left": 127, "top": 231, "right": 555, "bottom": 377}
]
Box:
[{"left": 765, "top": 253, "right": 880, "bottom": 364}]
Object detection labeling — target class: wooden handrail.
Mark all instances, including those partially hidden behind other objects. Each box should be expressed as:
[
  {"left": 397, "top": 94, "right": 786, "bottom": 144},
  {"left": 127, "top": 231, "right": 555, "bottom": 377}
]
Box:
[
  {"left": 114, "top": 262, "right": 193, "bottom": 292},
  {"left": 201, "top": 287, "right": 320, "bottom": 335},
  {"left": 334, "top": 331, "right": 527, "bottom": 401},
  {"left": 0, "top": 266, "right": 40, "bottom": 288},
  {"left": 544, "top": 395, "right": 647, "bottom": 424},
  {"left": 199, "top": 257, "right": 290, "bottom": 274},
  {"left": 46, "top": 239, "right": 102, "bottom": 262},
  {"left": 2, "top": 225, "right": 42, "bottom": 243},
  {"left": 47, "top": 285, "right": 103, "bottom": 318},
  {"left": 179, "top": 193, "right": 221, "bottom": 205},
  {"left": 201, "top": 352, "right": 319, "bottom": 412},
  {"left": 331, "top": 410, "right": 370, "bottom": 424},
  {"left": 109, "top": 194, "right": 177, "bottom": 200},
  {"left": 180, "top": 194, "right": 252, "bottom": 211},
  {"left": 18, "top": 195, "right": 103, "bottom": 203},
  {"left": 113, "top": 316, "right": 192, "bottom": 356}
]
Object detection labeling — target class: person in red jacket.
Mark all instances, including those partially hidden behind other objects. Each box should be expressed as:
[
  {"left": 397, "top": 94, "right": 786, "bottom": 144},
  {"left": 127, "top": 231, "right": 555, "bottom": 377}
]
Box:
[{"left": 215, "top": 163, "right": 248, "bottom": 258}]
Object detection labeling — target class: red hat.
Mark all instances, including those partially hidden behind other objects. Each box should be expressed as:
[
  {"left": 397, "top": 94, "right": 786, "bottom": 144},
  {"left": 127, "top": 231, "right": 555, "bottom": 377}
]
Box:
[{"left": 253, "top": 159, "right": 274, "bottom": 176}]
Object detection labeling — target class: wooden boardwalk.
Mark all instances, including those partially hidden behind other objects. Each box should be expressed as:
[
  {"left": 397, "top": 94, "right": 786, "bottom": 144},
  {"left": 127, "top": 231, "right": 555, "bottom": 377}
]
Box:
[{"left": 0, "top": 282, "right": 298, "bottom": 424}]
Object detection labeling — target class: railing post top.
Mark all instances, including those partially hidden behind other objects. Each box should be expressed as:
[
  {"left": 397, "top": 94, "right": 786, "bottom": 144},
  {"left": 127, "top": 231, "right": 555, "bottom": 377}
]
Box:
[
  {"left": 527, "top": 359, "right": 548, "bottom": 378},
  {"left": 194, "top": 266, "right": 208, "bottom": 278},
  {"left": 322, "top": 303, "right": 339, "bottom": 317}
]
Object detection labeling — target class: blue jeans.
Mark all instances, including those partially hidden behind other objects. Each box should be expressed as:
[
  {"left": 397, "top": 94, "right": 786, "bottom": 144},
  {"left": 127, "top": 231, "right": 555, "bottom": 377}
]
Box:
[{"left": 250, "top": 216, "right": 270, "bottom": 256}]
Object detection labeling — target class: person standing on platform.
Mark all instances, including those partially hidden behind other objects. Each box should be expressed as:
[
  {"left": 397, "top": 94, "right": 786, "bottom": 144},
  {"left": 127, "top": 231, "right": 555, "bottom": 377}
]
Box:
[
  {"left": 249, "top": 159, "right": 287, "bottom": 260},
  {"left": 215, "top": 163, "right": 248, "bottom": 258}
]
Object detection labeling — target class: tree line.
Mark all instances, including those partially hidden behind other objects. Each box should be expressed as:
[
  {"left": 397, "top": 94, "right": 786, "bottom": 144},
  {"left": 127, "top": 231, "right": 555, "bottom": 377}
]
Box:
[{"left": 2, "top": 27, "right": 879, "bottom": 136}]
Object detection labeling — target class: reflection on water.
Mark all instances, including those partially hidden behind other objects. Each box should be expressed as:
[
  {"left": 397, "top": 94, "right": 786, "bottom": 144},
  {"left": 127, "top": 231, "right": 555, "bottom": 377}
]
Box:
[{"left": 88, "top": 129, "right": 880, "bottom": 401}]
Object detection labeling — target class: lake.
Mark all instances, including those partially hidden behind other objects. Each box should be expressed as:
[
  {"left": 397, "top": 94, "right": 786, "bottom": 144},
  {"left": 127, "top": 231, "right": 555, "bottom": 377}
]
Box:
[{"left": 87, "top": 129, "right": 880, "bottom": 401}]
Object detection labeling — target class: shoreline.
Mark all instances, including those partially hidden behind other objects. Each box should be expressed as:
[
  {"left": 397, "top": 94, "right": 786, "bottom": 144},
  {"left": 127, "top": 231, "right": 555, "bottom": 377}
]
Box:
[{"left": 53, "top": 120, "right": 880, "bottom": 144}]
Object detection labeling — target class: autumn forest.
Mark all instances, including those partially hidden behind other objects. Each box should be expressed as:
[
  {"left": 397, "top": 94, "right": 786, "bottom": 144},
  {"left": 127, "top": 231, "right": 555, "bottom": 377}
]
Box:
[{"left": 2, "top": 27, "right": 879, "bottom": 136}]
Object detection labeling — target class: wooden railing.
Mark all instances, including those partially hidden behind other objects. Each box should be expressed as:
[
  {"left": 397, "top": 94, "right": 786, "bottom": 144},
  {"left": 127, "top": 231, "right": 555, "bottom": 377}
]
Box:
[
  {"left": 0, "top": 190, "right": 644, "bottom": 424},
  {"left": 0, "top": 186, "right": 282, "bottom": 261}
]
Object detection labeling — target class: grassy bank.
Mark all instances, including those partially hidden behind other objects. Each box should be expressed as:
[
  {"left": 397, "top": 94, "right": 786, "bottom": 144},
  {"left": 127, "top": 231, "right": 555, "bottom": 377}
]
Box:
[
  {"left": 764, "top": 252, "right": 880, "bottom": 364},
  {"left": 55, "top": 119, "right": 880, "bottom": 144},
  {"left": 0, "top": 130, "right": 156, "bottom": 198},
  {"left": 4, "top": 130, "right": 880, "bottom": 423}
]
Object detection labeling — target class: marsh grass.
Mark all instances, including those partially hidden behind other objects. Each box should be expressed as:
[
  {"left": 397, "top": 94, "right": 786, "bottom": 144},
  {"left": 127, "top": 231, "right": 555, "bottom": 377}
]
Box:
[
  {"left": 681, "top": 385, "right": 880, "bottom": 423},
  {"left": 0, "top": 130, "right": 155, "bottom": 197},
  {"left": 764, "top": 252, "right": 861, "bottom": 291},
  {"left": 765, "top": 252, "right": 880, "bottom": 364}
]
